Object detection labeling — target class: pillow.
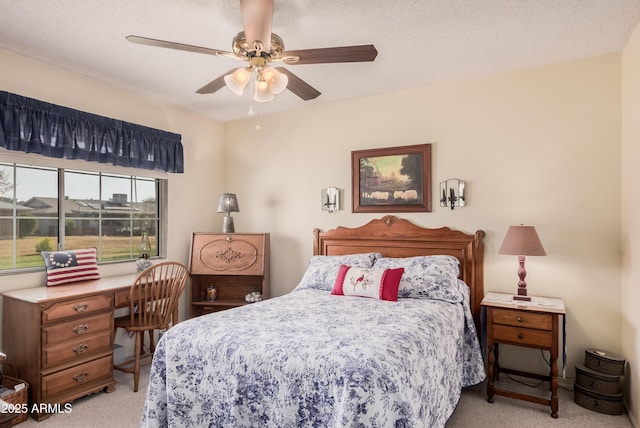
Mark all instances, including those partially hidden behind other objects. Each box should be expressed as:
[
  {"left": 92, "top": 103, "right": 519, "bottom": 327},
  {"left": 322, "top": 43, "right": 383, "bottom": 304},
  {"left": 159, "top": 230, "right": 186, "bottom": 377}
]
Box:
[
  {"left": 373, "top": 255, "right": 462, "bottom": 302},
  {"left": 331, "top": 265, "right": 404, "bottom": 301},
  {"left": 41, "top": 248, "right": 100, "bottom": 286},
  {"left": 293, "top": 253, "right": 383, "bottom": 292}
]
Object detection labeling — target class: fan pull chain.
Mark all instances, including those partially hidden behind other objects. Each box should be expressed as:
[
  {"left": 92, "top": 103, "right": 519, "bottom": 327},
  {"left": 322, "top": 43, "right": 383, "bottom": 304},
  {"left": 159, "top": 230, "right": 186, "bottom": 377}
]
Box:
[
  {"left": 248, "top": 71, "right": 255, "bottom": 116},
  {"left": 247, "top": 72, "right": 262, "bottom": 132}
]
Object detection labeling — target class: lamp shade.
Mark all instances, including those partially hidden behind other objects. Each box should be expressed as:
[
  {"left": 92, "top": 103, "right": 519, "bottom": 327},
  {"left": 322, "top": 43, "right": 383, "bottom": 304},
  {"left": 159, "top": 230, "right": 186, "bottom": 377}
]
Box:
[
  {"left": 498, "top": 225, "right": 546, "bottom": 256},
  {"left": 254, "top": 79, "right": 275, "bottom": 102},
  {"left": 217, "top": 193, "right": 239, "bottom": 213},
  {"left": 262, "top": 67, "right": 288, "bottom": 95},
  {"left": 224, "top": 68, "right": 251, "bottom": 95}
]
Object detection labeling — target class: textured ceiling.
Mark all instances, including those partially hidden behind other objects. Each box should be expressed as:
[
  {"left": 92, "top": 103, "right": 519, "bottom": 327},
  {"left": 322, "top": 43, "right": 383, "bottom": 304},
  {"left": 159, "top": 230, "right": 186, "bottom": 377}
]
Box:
[{"left": 1, "top": 0, "right": 639, "bottom": 122}]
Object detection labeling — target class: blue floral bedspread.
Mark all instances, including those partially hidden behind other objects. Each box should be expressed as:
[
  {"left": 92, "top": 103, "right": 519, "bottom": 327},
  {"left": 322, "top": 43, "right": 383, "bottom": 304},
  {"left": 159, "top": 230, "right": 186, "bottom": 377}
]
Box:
[{"left": 141, "top": 284, "right": 486, "bottom": 427}]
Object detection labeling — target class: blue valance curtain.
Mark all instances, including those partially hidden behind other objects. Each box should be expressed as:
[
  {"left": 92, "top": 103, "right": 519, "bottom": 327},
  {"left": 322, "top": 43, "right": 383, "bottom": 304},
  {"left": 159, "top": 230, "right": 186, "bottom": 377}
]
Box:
[{"left": 0, "top": 91, "right": 184, "bottom": 173}]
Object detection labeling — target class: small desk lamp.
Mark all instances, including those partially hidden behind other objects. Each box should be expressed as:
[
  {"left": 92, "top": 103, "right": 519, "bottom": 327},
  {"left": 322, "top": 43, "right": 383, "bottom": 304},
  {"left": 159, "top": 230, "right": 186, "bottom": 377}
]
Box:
[
  {"left": 498, "top": 225, "right": 546, "bottom": 301},
  {"left": 136, "top": 232, "right": 153, "bottom": 272},
  {"left": 139, "top": 232, "right": 151, "bottom": 259},
  {"left": 217, "top": 193, "right": 239, "bottom": 233}
]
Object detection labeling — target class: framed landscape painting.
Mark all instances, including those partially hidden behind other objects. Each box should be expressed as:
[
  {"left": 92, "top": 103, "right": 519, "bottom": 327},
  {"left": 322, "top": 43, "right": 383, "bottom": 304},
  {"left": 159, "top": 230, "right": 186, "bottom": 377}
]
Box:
[{"left": 352, "top": 144, "right": 432, "bottom": 213}]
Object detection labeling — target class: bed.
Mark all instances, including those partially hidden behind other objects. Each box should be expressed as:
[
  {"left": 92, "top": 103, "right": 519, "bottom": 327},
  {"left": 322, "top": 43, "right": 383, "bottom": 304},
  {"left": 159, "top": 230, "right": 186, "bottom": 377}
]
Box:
[{"left": 141, "top": 216, "right": 487, "bottom": 427}]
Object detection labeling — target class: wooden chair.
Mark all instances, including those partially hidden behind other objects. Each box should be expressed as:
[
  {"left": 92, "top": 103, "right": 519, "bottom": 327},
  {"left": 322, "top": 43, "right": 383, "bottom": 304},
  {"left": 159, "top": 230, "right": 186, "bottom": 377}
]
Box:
[{"left": 114, "top": 261, "right": 188, "bottom": 392}]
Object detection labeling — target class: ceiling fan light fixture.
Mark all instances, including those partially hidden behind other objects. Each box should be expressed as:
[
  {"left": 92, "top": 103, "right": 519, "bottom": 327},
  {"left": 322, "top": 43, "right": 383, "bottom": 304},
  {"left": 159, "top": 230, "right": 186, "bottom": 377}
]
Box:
[
  {"left": 254, "top": 79, "right": 275, "bottom": 102},
  {"left": 263, "top": 67, "right": 288, "bottom": 95},
  {"left": 127, "top": 0, "right": 377, "bottom": 105},
  {"left": 224, "top": 67, "right": 251, "bottom": 95}
]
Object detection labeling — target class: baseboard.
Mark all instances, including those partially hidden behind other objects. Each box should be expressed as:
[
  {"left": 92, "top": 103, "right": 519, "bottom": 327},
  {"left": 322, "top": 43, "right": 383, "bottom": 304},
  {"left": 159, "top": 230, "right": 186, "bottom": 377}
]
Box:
[{"left": 558, "top": 376, "right": 575, "bottom": 391}]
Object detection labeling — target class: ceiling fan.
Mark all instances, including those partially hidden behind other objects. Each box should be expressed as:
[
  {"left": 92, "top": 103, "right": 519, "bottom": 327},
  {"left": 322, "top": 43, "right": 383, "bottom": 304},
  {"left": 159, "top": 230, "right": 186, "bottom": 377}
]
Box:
[{"left": 126, "top": 0, "right": 378, "bottom": 102}]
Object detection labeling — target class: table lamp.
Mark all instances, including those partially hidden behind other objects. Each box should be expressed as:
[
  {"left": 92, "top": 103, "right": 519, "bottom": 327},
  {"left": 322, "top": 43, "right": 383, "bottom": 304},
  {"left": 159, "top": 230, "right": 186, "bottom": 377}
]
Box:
[
  {"left": 498, "top": 225, "right": 546, "bottom": 301},
  {"left": 217, "top": 193, "right": 239, "bottom": 233},
  {"left": 136, "top": 232, "right": 153, "bottom": 272}
]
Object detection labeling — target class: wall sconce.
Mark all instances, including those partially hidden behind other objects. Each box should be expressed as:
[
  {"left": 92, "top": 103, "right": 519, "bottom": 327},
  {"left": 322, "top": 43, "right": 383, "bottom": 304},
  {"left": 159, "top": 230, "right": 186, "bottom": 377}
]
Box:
[
  {"left": 217, "top": 193, "right": 239, "bottom": 233},
  {"left": 321, "top": 187, "right": 340, "bottom": 213},
  {"left": 439, "top": 179, "right": 466, "bottom": 210}
]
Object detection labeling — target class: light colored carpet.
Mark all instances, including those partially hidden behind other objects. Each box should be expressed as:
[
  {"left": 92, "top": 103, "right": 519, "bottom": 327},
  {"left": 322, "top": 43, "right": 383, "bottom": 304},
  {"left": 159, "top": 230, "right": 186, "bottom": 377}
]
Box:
[
  {"left": 15, "top": 368, "right": 633, "bottom": 427},
  {"left": 447, "top": 377, "right": 633, "bottom": 428},
  {"left": 18, "top": 365, "right": 149, "bottom": 428}
]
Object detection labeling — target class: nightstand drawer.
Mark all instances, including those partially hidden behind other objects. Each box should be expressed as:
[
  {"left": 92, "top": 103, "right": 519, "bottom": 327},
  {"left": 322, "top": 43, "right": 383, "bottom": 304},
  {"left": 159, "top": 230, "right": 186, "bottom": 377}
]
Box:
[
  {"left": 492, "top": 308, "right": 552, "bottom": 331},
  {"left": 493, "top": 324, "right": 553, "bottom": 347}
]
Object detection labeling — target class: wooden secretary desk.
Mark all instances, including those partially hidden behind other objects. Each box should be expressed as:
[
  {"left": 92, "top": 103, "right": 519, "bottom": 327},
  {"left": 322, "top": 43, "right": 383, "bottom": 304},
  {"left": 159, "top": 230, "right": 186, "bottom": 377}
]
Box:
[
  {"left": 2, "top": 274, "right": 140, "bottom": 420},
  {"left": 188, "top": 233, "right": 270, "bottom": 318}
]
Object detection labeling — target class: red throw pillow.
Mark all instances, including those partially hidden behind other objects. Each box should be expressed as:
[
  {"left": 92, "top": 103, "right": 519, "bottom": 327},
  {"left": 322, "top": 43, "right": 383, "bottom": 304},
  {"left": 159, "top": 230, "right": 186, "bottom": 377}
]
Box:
[{"left": 331, "top": 265, "right": 404, "bottom": 301}]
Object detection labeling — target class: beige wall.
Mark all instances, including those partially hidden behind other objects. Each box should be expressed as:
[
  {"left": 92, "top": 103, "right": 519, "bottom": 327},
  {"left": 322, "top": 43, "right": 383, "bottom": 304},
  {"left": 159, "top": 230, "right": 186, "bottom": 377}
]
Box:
[
  {"left": 622, "top": 21, "right": 640, "bottom": 427},
  {"left": 225, "top": 54, "right": 622, "bottom": 383},
  {"left": 0, "top": 44, "right": 631, "bottom": 420},
  {"left": 0, "top": 48, "right": 226, "bottom": 327}
]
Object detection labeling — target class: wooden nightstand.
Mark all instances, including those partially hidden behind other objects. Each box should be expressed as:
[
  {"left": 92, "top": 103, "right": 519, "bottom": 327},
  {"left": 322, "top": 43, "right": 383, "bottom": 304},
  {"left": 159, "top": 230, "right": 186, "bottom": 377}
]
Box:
[{"left": 481, "top": 292, "right": 566, "bottom": 418}]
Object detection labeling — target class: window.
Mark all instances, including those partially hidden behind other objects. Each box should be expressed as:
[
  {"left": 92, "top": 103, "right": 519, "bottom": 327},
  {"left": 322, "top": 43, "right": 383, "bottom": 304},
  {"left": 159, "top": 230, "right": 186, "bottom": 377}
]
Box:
[{"left": 0, "top": 162, "right": 163, "bottom": 271}]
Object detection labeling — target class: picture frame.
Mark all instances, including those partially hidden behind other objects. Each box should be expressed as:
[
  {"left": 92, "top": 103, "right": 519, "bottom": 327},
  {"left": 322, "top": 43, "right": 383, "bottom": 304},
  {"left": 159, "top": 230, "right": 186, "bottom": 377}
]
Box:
[{"left": 352, "top": 144, "right": 432, "bottom": 213}]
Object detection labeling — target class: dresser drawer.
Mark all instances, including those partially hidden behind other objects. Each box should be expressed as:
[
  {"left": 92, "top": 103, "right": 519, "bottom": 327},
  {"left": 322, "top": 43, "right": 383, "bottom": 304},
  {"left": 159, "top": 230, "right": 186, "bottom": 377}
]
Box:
[
  {"left": 492, "top": 324, "right": 553, "bottom": 348},
  {"left": 41, "top": 355, "right": 113, "bottom": 401},
  {"left": 42, "top": 294, "right": 112, "bottom": 324},
  {"left": 42, "top": 331, "right": 112, "bottom": 368},
  {"left": 41, "top": 312, "right": 112, "bottom": 345},
  {"left": 114, "top": 288, "right": 146, "bottom": 308},
  {"left": 491, "top": 308, "right": 552, "bottom": 331}
]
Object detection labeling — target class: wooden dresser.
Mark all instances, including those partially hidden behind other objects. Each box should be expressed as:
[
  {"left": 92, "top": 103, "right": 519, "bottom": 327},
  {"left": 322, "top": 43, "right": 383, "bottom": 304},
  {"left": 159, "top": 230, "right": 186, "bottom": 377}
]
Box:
[
  {"left": 2, "top": 274, "right": 139, "bottom": 420},
  {"left": 189, "top": 233, "right": 270, "bottom": 318}
]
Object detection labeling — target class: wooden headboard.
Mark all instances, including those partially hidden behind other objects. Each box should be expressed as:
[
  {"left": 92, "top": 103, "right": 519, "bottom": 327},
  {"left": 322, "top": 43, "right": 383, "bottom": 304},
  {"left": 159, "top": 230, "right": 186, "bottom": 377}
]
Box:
[{"left": 313, "top": 216, "right": 485, "bottom": 329}]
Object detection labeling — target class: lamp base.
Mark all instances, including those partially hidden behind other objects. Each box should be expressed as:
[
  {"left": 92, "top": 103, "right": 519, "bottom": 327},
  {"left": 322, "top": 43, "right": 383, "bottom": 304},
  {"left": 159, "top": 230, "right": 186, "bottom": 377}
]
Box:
[
  {"left": 136, "top": 258, "right": 152, "bottom": 273},
  {"left": 222, "top": 216, "right": 235, "bottom": 233},
  {"left": 513, "top": 295, "right": 532, "bottom": 302}
]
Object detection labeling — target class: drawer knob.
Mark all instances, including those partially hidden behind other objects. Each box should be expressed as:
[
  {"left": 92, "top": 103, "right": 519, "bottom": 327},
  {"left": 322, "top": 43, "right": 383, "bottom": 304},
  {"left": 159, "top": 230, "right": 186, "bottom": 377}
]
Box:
[
  {"left": 73, "top": 344, "right": 89, "bottom": 354},
  {"left": 73, "top": 371, "right": 89, "bottom": 382},
  {"left": 72, "top": 324, "right": 89, "bottom": 335},
  {"left": 518, "top": 333, "right": 524, "bottom": 339},
  {"left": 517, "top": 317, "right": 524, "bottom": 322},
  {"left": 74, "top": 303, "right": 89, "bottom": 313}
]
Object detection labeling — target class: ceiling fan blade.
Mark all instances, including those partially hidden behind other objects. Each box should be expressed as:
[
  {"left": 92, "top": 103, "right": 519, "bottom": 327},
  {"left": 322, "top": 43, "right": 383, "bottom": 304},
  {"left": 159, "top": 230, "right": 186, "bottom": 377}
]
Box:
[
  {"left": 196, "top": 69, "right": 238, "bottom": 94},
  {"left": 126, "top": 35, "right": 233, "bottom": 57},
  {"left": 275, "top": 67, "right": 321, "bottom": 101},
  {"left": 283, "top": 45, "right": 378, "bottom": 65},
  {"left": 240, "top": 0, "right": 273, "bottom": 51}
]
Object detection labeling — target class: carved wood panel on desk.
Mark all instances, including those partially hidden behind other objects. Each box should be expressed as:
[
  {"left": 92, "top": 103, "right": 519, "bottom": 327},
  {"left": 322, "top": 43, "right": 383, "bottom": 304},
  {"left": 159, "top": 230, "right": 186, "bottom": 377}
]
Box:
[
  {"left": 189, "top": 233, "right": 270, "bottom": 318},
  {"left": 2, "top": 273, "right": 138, "bottom": 421}
]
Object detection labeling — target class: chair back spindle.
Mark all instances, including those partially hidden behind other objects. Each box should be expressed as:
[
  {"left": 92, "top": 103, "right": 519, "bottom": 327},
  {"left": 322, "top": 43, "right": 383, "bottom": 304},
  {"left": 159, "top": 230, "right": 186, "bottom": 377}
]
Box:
[{"left": 130, "top": 262, "right": 188, "bottom": 331}]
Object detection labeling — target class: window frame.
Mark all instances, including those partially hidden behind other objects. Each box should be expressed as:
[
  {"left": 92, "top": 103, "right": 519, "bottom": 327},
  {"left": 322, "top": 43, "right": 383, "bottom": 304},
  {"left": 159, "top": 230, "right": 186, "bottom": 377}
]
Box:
[{"left": 0, "top": 151, "right": 167, "bottom": 275}]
